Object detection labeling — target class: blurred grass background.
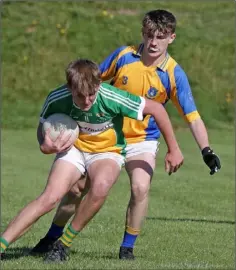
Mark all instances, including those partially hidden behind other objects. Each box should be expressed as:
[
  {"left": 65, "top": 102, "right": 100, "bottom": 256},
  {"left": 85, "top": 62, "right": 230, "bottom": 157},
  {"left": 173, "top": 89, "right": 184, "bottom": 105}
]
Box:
[{"left": 2, "top": 0, "right": 234, "bottom": 129}]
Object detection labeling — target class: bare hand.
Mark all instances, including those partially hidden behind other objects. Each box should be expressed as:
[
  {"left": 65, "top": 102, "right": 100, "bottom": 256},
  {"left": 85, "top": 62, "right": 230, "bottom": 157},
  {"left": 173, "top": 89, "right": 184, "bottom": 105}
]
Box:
[
  {"left": 41, "top": 128, "right": 74, "bottom": 154},
  {"left": 165, "top": 148, "right": 184, "bottom": 175}
]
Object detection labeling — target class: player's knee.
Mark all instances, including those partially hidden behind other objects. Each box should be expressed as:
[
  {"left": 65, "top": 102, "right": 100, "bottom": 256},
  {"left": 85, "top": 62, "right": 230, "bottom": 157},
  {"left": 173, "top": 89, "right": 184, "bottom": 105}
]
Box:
[
  {"left": 131, "top": 181, "right": 150, "bottom": 200},
  {"left": 91, "top": 181, "right": 111, "bottom": 200}
]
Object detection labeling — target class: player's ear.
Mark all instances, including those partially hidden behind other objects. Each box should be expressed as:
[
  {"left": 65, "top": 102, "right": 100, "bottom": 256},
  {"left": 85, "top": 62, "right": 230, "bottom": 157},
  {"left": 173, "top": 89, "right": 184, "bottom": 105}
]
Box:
[{"left": 168, "top": 33, "right": 176, "bottom": 44}]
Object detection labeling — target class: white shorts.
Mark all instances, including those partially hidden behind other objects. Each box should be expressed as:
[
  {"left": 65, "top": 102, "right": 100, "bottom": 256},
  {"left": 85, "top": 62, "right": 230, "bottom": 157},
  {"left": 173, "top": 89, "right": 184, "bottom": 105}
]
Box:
[
  {"left": 125, "top": 140, "right": 160, "bottom": 159},
  {"left": 54, "top": 146, "right": 125, "bottom": 175}
]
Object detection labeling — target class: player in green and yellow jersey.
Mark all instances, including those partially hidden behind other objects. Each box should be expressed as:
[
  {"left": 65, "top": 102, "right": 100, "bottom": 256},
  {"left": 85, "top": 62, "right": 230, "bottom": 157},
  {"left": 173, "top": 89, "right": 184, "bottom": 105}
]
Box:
[
  {"left": 0, "top": 58, "right": 184, "bottom": 262},
  {"left": 40, "top": 82, "right": 145, "bottom": 155}
]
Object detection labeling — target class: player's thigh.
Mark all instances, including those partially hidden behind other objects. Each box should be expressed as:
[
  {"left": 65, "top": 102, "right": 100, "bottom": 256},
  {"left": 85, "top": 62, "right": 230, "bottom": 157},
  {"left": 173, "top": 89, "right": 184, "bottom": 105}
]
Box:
[
  {"left": 86, "top": 152, "right": 124, "bottom": 190},
  {"left": 125, "top": 141, "right": 159, "bottom": 185},
  {"left": 44, "top": 146, "right": 86, "bottom": 198}
]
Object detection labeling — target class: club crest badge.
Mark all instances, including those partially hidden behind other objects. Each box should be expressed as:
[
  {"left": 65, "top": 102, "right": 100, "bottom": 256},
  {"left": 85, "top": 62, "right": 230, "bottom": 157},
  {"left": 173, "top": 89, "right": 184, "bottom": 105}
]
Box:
[
  {"left": 146, "top": 87, "right": 158, "bottom": 99},
  {"left": 96, "top": 112, "right": 105, "bottom": 117}
]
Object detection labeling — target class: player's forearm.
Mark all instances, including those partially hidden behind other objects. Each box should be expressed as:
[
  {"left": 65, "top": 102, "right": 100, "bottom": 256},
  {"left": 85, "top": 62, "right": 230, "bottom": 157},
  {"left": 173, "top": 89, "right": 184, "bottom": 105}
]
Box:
[
  {"left": 143, "top": 99, "right": 180, "bottom": 152},
  {"left": 189, "top": 118, "right": 209, "bottom": 151},
  {"left": 155, "top": 113, "right": 179, "bottom": 152}
]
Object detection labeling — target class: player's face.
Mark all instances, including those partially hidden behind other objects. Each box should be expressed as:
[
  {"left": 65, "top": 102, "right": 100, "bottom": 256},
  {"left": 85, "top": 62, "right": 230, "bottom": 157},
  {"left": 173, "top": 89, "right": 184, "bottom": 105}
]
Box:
[
  {"left": 72, "top": 87, "right": 99, "bottom": 111},
  {"left": 142, "top": 29, "right": 176, "bottom": 59}
]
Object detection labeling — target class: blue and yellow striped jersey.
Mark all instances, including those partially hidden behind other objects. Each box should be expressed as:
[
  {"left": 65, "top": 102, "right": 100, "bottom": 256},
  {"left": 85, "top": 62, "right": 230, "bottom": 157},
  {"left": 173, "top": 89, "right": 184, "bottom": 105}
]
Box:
[{"left": 100, "top": 44, "right": 200, "bottom": 144}]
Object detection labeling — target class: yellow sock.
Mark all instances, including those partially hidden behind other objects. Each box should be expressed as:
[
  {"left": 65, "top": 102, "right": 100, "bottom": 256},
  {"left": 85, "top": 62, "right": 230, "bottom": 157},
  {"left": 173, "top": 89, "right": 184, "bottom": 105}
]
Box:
[
  {"left": 126, "top": 226, "right": 140, "bottom": 235},
  {"left": 59, "top": 224, "right": 79, "bottom": 247}
]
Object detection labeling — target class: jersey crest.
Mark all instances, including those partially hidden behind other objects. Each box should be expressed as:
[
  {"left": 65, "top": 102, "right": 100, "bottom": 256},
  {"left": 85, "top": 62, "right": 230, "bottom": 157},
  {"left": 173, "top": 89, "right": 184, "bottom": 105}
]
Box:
[{"left": 145, "top": 87, "right": 158, "bottom": 99}]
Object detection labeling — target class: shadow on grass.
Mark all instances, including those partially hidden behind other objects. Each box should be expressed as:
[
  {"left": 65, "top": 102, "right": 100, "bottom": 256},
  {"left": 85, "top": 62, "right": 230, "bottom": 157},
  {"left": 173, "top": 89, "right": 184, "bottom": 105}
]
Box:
[
  {"left": 1, "top": 246, "right": 77, "bottom": 261},
  {"left": 2, "top": 247, "right": 142, "bottom": 261},
  {"left": 146, "top": 216, "right": 235, "bottom": 225},
  {"left": 77, "top": 250, "right": 116, "bottom": 260}
]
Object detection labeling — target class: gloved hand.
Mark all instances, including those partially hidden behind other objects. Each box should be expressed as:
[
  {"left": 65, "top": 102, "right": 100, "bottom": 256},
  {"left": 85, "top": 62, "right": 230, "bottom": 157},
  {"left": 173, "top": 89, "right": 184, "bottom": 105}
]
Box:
[{"left": 202, "top": 147, "right": 221, "bottom": 175}]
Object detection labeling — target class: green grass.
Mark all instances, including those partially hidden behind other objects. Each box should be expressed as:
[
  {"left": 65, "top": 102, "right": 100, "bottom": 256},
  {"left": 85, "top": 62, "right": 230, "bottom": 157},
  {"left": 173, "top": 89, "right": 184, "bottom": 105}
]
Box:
[
  {"left": 1, "top": 128, "right": 234, "bottom": 269},
  {"left": 2, "top": 0, "right": 235, "bottom": 129}
]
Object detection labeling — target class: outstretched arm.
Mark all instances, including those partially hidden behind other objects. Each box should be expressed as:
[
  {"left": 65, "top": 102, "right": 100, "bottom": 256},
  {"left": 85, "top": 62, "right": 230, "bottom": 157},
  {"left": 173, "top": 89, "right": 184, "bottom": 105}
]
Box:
[
  {"left": 170, "top": 65, "right": 221, "bottom": 175},
  {"left": 189, "top": 118, "right": 221, "bottom": 175},
  {"left": 188, "top": 118, "right": 209, "bottom": 150}
]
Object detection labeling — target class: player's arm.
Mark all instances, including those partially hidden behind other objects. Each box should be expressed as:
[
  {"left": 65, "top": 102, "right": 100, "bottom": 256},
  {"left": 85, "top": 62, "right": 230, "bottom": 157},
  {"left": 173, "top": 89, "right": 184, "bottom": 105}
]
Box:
[
  {"left": 105, "top": 84, "right": 181, "bottom": 156},
  {"left": 189, "top": 118, "right": 209, "bottom": 150},
  {"left": 143, "top": 99, "right": 180, "bottom": 152},
  {"left": 189, "top": 119, "right": 221, "bottom": 175},
  {"left": 102, "top": 84, "right": 183, "bottom": 174},
  {"left": 143, "top": 98, "right": 184, "bottom": 174},
  {"left": 37, "top": 94, "right": 73, "bottom": 154},
  {"left": 37, "top": 121, "right": 73, "bottom": 154},
  {"left": 170, "top": 65, "right": 221, "bottom": 174}
]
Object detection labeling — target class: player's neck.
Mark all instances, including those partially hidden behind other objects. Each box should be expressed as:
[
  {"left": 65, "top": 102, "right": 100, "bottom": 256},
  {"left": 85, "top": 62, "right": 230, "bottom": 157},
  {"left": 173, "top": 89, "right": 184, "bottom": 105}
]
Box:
[{"left": 141, "top": 51, "right": 167, "bottom": 67}]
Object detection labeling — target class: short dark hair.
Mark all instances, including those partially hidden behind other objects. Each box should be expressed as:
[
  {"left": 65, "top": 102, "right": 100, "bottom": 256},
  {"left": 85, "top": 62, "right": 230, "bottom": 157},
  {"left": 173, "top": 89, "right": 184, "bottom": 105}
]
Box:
[{"left": 142, "top": 10, "right": 176, "bottom": 36}]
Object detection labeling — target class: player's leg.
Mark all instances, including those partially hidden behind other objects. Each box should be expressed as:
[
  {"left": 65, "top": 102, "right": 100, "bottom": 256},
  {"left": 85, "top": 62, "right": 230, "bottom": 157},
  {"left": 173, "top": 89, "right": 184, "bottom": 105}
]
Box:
[
  {"left": 30, "top": 177, "right": 89, "bottom": 255},
  {"left": 0, "top": 146, "right": 85, "bottom": 254},
  {"left": 52, "top": 177, "right": 90, "bottom": 225},
  {"left": 44, "top": 153, "right": 124, "bottom": 262},
  {"left": 119, "top": 141, "right": 158, "bottom": 260}
]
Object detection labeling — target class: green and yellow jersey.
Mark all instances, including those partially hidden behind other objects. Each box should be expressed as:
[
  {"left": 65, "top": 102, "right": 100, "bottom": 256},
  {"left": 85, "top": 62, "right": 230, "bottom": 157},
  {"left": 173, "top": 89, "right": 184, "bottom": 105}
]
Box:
[
  {"left": 40, "top": 83, "right": 145, "bottom": 155},
  {"left": 100, "top": 44, "right": 200, "bottom": 144}
]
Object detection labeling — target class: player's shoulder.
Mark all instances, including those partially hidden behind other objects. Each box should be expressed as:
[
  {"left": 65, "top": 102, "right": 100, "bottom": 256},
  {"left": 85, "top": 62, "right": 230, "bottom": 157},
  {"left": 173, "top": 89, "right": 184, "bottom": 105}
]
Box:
[
  {"left": 99, "top": 82, "right": 115, "bottom": 94},
  {"left": 99, "top": 83, "right": 128, "bottom": 99},
  {"left": 165, "top": 55, "right": 188, "bottom": 78},
  {"left": 48, "top": 84, "right": 71, "bottom": 96},
  {"left": 112, "top": 44, "right": 140, "bottom": 58},
  {"left": 46, "top": 84, "right": 72, "bottom": 102}
]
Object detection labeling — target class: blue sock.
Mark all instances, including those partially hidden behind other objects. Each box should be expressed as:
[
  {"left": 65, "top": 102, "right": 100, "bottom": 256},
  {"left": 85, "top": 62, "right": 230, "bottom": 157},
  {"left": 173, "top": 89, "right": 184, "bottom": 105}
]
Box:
[
  {"left": 121, "top": 226, "right": 140, "bottom": 248},
  {"left": 45, "top": 223, "right": 64, "bottom": 239}
]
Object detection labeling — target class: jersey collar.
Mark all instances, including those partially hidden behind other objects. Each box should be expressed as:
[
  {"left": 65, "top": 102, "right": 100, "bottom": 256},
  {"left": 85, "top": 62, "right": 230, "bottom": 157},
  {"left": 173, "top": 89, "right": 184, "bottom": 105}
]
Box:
[{"left": 133, "top": 43, "right": 170, "bottom": 71}]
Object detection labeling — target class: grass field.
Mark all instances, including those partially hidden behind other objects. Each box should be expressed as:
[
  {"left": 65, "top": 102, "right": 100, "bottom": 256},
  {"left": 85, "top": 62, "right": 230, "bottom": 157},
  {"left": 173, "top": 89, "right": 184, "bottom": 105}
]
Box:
[
  {"left": 2, "top": 1, "right": 234, "bottom": 128},
  {"left": 1, "top": 128, "right": 234, "bottom": 269}
]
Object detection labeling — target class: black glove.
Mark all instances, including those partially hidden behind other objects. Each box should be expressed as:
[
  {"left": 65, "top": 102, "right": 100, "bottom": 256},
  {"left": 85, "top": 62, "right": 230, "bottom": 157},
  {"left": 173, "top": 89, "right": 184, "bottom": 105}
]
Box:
[{"left": 202, "top": 147, "right": 221, "bottom": 175}]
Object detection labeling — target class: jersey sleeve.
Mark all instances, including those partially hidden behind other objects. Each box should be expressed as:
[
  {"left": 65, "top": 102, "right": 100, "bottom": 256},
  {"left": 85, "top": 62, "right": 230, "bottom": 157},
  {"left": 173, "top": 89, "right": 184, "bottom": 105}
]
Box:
[
  {"left": 99, "top": 46, "right": 127, "bottom": 81},
  {"left": 170, "top": 65, "right": 200, "bottom": 123},
  {"left": 39, "top": 88, "right": 72, "bottom": 123},
  {"left": 99, "top": 84, "right": 146, "bottom": 120},
  {"left": 39, "top": 94, "right": 59, "bottom": 123}
]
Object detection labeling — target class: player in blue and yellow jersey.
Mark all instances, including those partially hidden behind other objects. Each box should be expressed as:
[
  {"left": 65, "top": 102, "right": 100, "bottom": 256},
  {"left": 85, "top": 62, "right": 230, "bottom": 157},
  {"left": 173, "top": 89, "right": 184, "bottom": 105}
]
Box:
[
  {"left": 0, "top": 59, "right": 184, "bottom": 262},
  {"left": 28, "top": 10, "right": 221, "bottom": 260},
  {"left": 100, "top": 10, "right": 220, "bottom": 259}
]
